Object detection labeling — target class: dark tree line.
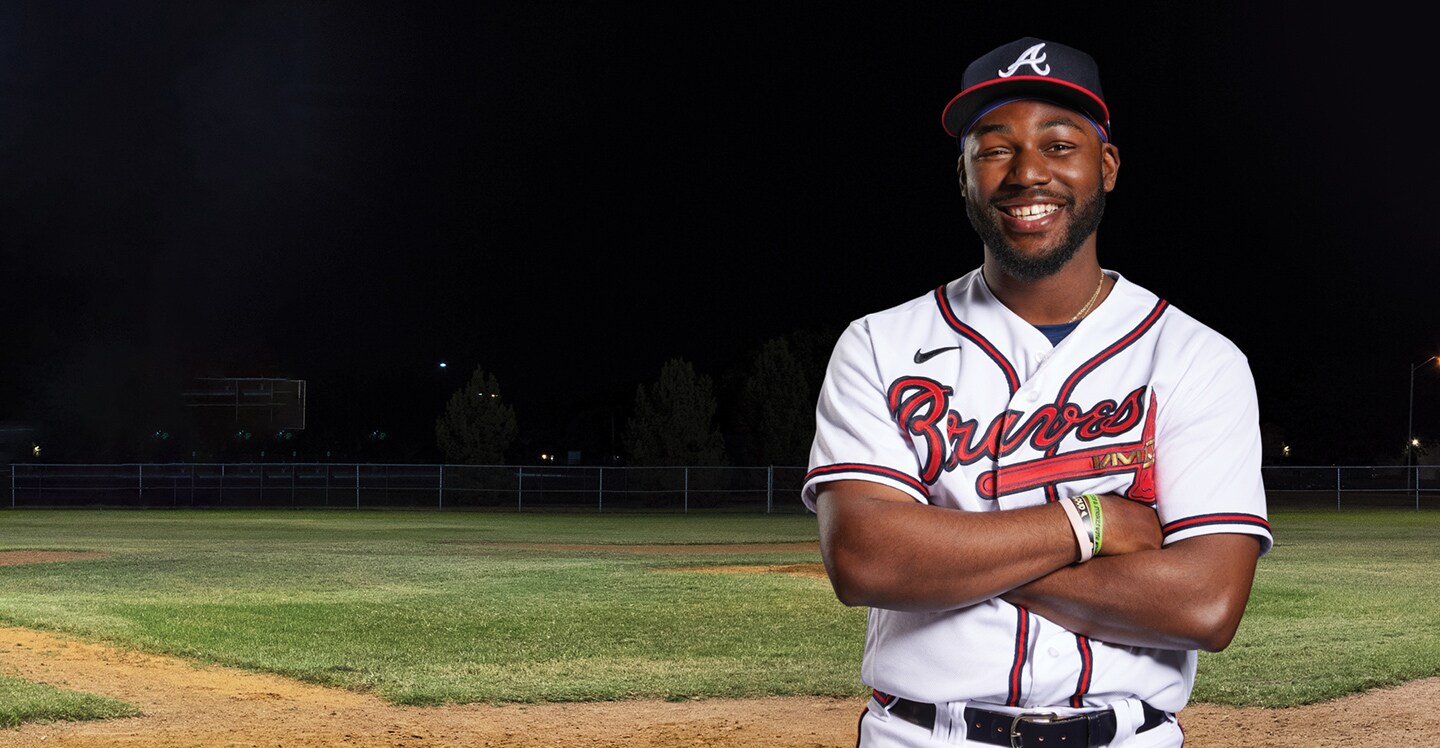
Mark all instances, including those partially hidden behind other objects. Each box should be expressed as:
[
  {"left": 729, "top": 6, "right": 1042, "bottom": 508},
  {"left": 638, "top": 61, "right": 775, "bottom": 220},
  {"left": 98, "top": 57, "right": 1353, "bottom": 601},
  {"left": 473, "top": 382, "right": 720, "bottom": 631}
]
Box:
[
  {"left": 7, "top": 326, "right": 841, "bottom": 467},
  {"left": 433, "top": 326, "right": 840, "bottom": 467}
]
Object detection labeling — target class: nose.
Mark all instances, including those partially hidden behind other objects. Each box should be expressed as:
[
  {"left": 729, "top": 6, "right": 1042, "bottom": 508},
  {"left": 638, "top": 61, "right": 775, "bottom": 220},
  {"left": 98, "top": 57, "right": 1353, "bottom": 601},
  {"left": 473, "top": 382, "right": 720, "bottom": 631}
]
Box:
[{"left": 1006, "top": 148, "right": 1051, "bottom": 188}]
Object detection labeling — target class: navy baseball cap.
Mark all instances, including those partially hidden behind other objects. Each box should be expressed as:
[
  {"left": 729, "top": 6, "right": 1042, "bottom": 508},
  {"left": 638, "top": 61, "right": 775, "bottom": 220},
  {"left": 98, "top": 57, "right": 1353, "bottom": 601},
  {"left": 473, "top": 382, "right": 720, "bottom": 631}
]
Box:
[{"left": 941, "top": 37, "right": 1110, "bottom": 143}]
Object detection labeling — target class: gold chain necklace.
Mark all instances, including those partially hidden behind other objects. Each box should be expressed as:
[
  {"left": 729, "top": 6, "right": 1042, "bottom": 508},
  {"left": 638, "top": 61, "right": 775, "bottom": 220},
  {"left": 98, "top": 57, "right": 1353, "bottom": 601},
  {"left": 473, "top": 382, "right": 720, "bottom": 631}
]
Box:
[{"left": 1068, "top": 272, "right": 1106, "bottom": 323}]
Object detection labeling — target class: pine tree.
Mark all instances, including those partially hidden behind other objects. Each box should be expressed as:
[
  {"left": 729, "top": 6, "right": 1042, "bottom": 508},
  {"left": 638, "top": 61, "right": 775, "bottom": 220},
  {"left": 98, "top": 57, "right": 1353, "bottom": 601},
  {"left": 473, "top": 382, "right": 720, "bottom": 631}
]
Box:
[
  {"left": 738, "top": 337, "right": 814, "bottom": 466},
  {"left": 624, "top": 359, "right": 726, "bottom": 466},
  {"left": 435, "top": 366, "right": 518, "bottom": 464}
]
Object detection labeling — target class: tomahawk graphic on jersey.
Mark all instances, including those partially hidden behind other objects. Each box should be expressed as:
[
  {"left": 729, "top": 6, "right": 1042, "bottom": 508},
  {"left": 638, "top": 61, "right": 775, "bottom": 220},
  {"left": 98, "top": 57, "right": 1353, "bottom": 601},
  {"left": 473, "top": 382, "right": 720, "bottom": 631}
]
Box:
[{"left": 803, "top": 267, "right": 1271, "bottom": 714}]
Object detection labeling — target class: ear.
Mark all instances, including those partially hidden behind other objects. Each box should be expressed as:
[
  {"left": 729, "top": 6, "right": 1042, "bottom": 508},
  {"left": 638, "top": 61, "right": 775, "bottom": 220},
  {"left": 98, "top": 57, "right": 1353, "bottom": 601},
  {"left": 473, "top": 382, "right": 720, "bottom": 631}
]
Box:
[
  {"left": 1101, "top": 143, "right": 1120, "bottom": 192},
  {"left": 956, "top": 156, "right": 968, "bottom": 195}
]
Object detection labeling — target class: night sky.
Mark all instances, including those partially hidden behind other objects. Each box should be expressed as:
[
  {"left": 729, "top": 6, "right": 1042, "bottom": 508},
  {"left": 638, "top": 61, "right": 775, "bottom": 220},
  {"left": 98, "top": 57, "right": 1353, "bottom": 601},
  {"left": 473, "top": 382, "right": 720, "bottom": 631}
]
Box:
[{"left": 1, "top": 2, "right": 1436, "bottom": 465}]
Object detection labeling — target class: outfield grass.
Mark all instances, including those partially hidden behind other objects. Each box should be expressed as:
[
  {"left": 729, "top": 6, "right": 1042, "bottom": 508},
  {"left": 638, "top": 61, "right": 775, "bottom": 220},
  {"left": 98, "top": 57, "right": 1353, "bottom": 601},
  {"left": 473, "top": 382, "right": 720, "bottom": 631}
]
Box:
[
  {"left": 1195, "top": 508, "right": 1440, "bottom": 707},
  {"left": 0, "top": 508, "right": 1435, "bottom": 709},
  {"left": 0, "top": 511, "right": 860, "bottom": 705},
  {"left": 0, "top": 674, "right": 138, "bottom": 727}
]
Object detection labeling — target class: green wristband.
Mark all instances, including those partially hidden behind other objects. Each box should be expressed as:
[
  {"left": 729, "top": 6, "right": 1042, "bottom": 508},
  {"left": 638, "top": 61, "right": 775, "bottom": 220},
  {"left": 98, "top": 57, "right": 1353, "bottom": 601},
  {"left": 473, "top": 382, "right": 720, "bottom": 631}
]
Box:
[{"left": 1084, "top": 494, "right": 1103, "bottom": 555}]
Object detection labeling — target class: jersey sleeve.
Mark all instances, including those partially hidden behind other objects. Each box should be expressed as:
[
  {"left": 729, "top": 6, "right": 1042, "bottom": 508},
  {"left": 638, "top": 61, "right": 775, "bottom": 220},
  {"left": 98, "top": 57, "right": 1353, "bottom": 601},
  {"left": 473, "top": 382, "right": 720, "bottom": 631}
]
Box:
[
  {"left": 1153, "top": 336, "right": 1273, "bottom": 555},
  {"left": 801, "top": 319, "right": 930, "bottom": 512}
]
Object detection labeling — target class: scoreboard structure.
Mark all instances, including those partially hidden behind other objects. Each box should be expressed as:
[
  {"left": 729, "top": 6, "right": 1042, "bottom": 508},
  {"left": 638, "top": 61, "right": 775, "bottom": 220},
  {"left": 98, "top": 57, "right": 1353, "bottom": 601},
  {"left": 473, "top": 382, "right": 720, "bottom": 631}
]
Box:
[{"left": 183, "top": 378, "right": 307, "bottom": 434}]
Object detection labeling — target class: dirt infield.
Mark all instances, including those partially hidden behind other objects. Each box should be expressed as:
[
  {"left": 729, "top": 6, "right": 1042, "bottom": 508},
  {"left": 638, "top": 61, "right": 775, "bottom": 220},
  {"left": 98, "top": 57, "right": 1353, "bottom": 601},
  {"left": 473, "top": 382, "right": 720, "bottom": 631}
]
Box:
[
  {"left": 1, "top": 554, "right": 1437, "bottom": 746},
  {"left": 4, "top": 625, "right": 1438, "bottom": 746}
]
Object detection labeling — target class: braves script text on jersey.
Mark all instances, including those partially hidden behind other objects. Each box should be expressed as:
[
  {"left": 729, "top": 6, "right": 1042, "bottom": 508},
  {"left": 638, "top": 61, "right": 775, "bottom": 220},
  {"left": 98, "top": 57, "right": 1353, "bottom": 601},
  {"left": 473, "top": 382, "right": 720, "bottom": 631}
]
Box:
[{"left": 803, "top": 267, "right": 1273, "bottom": 714}]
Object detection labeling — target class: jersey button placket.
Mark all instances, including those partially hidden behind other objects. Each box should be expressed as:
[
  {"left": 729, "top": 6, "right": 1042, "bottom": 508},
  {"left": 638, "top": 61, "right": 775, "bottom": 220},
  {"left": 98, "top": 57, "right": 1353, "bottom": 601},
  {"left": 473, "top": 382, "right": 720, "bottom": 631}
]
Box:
[
  {"left": 1018, "top": 351, "right": 1046, "bottom": 405},
  {"left": 1031, "top": 630, "right": 1081, "bottom": 704},
  {"left": 1000, "top": 369, "right": 1044, "bottom": 508}
]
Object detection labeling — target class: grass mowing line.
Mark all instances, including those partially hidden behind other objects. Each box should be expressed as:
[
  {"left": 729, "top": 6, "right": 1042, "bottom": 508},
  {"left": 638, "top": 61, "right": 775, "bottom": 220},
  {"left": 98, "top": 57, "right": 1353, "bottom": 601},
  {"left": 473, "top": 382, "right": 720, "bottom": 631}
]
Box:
[
  {"left": 0, "top": 508, "right": 1435, "bottom": 708},
  {"left": 0, "top": 674, "right": 139, "bottom": 728}
]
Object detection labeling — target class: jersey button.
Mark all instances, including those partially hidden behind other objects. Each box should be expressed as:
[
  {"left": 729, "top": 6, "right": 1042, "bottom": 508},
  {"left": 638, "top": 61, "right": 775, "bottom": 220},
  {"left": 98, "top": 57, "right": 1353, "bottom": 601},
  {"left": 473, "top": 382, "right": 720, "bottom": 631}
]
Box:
[{"left": 1048, "top": 647, "right": 1060, "bottom": 657}]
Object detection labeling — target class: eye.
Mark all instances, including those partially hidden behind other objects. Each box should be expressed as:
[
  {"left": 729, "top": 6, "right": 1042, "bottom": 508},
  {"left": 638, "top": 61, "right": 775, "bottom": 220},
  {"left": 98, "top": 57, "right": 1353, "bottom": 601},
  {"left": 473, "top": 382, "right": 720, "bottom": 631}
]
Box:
[
  {"left": 974, "top": 146, "right": 1012, "bottom": 160},
  {"left": 1045, "top": 142, "right": 1078, "bottom": 154}
]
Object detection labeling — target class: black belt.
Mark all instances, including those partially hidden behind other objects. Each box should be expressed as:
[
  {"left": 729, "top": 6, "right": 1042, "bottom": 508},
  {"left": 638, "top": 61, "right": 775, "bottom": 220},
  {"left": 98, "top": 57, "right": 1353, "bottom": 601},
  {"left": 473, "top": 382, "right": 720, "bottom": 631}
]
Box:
[{"left": 876, "top": 691, "right": 1170, "bottom": 747}]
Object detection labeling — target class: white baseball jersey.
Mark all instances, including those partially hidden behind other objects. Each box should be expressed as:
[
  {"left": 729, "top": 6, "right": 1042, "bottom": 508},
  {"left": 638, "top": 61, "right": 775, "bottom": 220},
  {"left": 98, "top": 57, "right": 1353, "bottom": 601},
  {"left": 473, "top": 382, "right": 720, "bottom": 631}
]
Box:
[{"left": 803, "top": 267, "right": 1272, "bottom": 714}]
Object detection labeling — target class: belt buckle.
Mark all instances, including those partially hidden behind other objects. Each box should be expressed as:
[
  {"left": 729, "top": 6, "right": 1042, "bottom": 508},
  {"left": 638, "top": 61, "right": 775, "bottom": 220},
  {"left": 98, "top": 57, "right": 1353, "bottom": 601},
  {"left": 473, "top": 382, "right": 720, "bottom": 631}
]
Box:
[{"left": 1009, "top": 710, "right": 1060, "bottom": 748}]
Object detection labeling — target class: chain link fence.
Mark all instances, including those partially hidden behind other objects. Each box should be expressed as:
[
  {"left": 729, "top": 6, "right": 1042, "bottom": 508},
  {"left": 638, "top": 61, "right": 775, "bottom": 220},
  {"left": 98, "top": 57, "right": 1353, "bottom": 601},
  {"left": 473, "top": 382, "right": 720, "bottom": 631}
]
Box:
[
  {"left": 4, "top": 463, "right": 812, "bottom": 513},
  {"left": 1262, "top": 465, "right": 1439, "bottom": 510},
  {"left": 4, "top": 463, "right": 1436, "bottom": 512}
]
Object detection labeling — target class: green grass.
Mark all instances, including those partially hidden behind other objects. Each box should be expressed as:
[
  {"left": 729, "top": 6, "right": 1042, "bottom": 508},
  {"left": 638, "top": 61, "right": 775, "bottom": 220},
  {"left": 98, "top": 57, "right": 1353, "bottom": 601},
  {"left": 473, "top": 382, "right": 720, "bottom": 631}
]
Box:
[
  {"left": 1194, "top": 508, "right": 1440, "bottom": 707},
  {"left": 0, "top": 507, "right": 1436, "bottom": 711},
  {"left": 0, "top": 674, "right": 139, "bottom": 727},
  {"left": 0, "top": 510, "right": 861, "bottom": 706}
]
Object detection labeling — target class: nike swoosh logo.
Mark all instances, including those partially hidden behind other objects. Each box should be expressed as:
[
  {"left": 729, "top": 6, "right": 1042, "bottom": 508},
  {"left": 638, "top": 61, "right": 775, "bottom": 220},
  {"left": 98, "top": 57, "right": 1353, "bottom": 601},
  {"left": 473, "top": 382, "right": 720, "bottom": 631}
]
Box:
[{"left": 913, "top": 345, "right": 961, "bottom": 364}]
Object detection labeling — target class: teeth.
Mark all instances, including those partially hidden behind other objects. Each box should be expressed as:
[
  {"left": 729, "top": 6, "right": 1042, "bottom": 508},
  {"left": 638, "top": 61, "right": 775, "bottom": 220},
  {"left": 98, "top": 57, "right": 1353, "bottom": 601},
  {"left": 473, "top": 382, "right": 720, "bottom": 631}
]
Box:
[{"left": 1008, "top": 204, "right": 1058, "bottom": 219}]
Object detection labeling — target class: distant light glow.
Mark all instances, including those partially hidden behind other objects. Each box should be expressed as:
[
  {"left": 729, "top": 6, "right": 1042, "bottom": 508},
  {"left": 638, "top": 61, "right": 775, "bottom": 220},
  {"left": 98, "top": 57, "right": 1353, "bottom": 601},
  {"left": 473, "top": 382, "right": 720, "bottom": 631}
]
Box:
[
  {"left": 439, "top": 362, "right": 447, "bottom": 369},
  {"left": 32, "top": 444, "right": 41, "bottom": 457}
]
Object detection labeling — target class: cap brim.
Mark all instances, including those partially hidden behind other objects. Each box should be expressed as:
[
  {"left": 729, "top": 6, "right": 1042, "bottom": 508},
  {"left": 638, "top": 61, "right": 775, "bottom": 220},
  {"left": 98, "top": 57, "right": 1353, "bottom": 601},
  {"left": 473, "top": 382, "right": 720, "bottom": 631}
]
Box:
[{"left": 942, "top": 77, "right": 1110, "bottom": 139}]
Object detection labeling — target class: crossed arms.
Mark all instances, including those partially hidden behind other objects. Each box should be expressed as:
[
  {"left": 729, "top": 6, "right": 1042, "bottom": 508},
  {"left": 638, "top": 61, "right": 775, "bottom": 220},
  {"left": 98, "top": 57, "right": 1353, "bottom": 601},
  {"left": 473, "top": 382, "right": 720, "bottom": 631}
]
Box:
[{"left": 815, "top": 479, "right": 1262, "bottom": 652}]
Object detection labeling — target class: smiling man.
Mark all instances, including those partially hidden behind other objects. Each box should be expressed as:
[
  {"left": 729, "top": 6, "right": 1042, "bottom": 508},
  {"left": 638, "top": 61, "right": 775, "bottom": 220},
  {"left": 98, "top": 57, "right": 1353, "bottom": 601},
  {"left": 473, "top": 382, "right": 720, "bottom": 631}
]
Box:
[{"left": 803, "top": 38, "right": 1272, "bottom": 747}]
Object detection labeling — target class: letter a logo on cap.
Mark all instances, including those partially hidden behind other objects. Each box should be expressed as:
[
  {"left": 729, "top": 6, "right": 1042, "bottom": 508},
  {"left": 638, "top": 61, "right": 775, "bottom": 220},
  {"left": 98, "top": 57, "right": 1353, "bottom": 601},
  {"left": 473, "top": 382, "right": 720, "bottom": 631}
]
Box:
[{"left": 997, "top": 42, "right": 1050, "bottom": 78}]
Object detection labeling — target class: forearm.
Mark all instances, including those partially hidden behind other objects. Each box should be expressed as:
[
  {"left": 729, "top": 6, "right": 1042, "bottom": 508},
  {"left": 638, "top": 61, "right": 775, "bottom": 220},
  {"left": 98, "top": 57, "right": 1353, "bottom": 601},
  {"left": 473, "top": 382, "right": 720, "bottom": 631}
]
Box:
[
  {"left": 1001, "top": 533, "right": 1262, "bottom": 651},
  {"left": 818, "top": 485, "right": 1079, "bottom": 611}
]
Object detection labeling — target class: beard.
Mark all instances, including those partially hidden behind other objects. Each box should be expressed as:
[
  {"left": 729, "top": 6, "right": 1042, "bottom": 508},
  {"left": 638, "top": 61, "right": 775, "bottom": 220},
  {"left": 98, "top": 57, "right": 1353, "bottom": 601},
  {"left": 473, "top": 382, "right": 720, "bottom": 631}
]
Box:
[{"left": 966, "top": 186, "right": 1106, "bottom": 281}]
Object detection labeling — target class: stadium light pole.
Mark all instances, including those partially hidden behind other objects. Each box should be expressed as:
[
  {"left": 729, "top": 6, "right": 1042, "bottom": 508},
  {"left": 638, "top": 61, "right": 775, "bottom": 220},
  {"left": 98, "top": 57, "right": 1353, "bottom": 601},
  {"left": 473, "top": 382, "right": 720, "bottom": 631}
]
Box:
[{"left": 1409, "top": 355, "right": 1440, "bottom": 486}]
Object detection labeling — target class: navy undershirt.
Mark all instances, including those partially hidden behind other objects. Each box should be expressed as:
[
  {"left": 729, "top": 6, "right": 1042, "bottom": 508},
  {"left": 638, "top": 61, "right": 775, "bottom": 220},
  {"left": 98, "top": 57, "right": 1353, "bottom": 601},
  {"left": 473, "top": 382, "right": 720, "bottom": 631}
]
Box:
[{"left": 1034, "top": 320, "right": 1081, "bottom": 346}]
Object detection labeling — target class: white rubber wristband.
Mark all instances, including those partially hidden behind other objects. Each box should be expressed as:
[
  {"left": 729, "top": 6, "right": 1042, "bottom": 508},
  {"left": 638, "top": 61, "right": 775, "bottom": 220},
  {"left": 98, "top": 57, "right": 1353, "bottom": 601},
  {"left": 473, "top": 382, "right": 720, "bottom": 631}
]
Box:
[{"left": 1060, "top": 496, "right": 1094, "bottom": 563}]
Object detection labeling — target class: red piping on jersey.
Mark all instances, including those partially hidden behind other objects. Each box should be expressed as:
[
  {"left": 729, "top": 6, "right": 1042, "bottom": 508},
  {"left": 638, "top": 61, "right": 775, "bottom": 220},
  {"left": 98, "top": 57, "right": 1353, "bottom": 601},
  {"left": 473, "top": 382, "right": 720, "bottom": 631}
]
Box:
[
  {"left": 805, "top": 463, "right": 930, "bottom": 498},
  {"left": 1007, "top": 605, "right": 1031, "bottom": 706},
  {"left": 1071, "top": 636, "right": 1094, "bottom": 708},
  {"left": 1051, "top": 299, "right": 1169, "bottom": 426},
  {"left": 934, "top": 285, "right": 1021, "bottom": 395},
  {"left": 1162, "top": 513, "right": 1270, "bottom": 537}
]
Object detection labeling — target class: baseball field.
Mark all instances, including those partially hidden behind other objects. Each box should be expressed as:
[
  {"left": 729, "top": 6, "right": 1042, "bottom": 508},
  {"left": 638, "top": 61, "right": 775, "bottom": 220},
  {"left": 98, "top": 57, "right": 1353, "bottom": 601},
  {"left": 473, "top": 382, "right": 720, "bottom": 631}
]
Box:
[{"left": 0, "top": 507, "right": 1437, "bottom": 746}]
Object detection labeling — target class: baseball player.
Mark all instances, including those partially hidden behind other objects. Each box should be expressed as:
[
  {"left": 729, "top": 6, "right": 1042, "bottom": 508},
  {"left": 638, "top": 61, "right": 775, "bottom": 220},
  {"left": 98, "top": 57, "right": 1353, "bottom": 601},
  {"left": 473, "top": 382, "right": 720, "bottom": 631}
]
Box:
[{"left": 803, "top": 37, "right": 1272, "bottom": 747}]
